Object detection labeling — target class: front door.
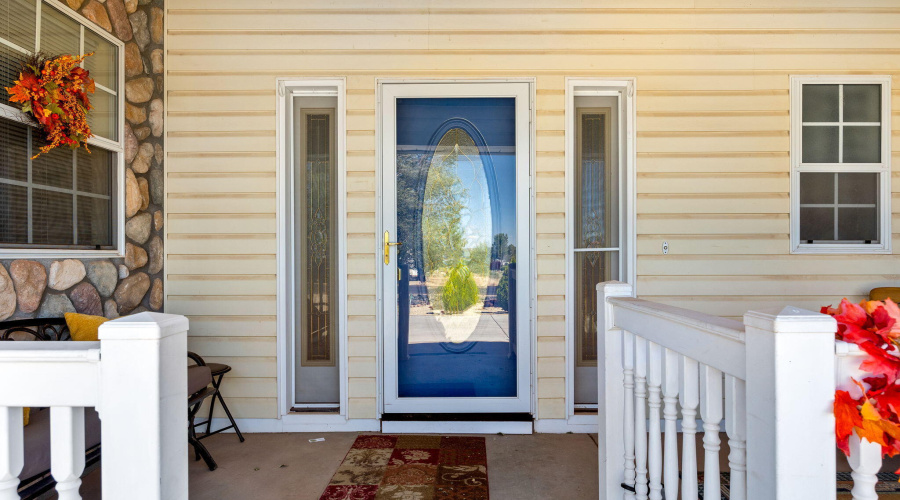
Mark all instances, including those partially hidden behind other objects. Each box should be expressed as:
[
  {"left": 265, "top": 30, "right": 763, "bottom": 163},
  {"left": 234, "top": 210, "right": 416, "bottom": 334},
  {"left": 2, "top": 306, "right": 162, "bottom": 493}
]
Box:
[{"left": 381, "top": 82, "right": 532, "bottom": 414}]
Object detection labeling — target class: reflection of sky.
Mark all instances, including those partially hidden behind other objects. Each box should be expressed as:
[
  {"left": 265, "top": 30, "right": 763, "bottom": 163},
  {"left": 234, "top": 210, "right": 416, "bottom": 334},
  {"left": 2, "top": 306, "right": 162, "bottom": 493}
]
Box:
[
  {"left": 447, "top": 144, "right": 491, "bottom": 247},
  {"left": 397, "top": 98, "right": 517, "bottom": 241}
]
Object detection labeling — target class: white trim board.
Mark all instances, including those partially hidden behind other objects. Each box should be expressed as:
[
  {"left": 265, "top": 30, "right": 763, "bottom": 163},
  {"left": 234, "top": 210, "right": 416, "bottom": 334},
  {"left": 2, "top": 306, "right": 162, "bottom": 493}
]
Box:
[
  {"left": 205, "top": 417, "right": 381, "bottom": 434},
  {"left": 564, "top": 78, "right": 638, "bottom": 422},
  {"left": 534, "top": 417, "right": 598, "bottom": 434},
  {"left": 275, "top": 78, "right": 349, "bottom": 419},
  {"left": 381, "top": 421, "right": 533, "bottom": 435}
]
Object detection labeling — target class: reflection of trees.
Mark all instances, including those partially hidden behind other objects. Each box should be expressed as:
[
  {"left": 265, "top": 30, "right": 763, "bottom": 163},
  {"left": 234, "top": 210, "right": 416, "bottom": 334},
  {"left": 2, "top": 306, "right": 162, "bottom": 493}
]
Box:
[{"left": 422, "top": 149, "right": 468, "bottom": 275}]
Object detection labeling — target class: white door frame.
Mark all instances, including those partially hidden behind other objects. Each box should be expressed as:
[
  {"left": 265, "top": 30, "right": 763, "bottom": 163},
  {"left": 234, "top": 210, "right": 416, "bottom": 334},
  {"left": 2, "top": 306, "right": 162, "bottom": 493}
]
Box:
[
  {"left": 564, "top": 78, "right": 637, "bottom": 428},
  {"left": 377, "top": 80, "right": 534, "bottom": 415}
]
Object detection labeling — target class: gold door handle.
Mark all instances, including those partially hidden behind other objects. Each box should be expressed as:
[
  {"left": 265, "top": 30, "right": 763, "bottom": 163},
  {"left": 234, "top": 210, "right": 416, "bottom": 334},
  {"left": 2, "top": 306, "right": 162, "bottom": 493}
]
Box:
[{"left": 384, "top": 230, "right": 402, "bottom": 265}]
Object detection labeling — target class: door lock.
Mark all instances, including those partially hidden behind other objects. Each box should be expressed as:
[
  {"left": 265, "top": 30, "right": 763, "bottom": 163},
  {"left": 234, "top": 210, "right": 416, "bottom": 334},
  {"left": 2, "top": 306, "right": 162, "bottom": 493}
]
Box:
[{"left": 384, "top": 230, "right": 402, "bottom": 265}]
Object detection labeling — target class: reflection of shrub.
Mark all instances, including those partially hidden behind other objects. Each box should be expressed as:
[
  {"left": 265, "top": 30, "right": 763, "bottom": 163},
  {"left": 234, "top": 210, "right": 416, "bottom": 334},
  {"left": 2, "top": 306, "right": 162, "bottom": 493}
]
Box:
[
  {"left": 441, "top": 262, "right": 479, "bottom": 314},
  {"left": 496, "top": 263, "right": 510, "bottom": 311}
]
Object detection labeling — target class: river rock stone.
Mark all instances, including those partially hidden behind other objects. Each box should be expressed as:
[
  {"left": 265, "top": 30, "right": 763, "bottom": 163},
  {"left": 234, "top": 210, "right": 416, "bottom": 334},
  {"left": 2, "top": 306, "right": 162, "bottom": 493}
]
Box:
[
  {"left": 138, "top": 176, "right": 150, "bottom": 210},
  {"left": 106, "top": 0, "right": 133, "bottom": 41},
  {"left": 86, "top": 260, "right": 117, "bottom": 297},
  {"left": 125, "top": 123, "right": 138, "bottom": 163},
  {"left": 104, "top": 299, "right": 120, "bottom": 319},
  {"left": 149, "top": 169, "right": 163, "bottom": 205},
  {"left": 82, "top": 2, "right": 112, "bottom": 32},
  {"left": 125, "top": 242, "right": 148, "bottom": 270},
  {"left": 69, "top": 282, "right": 102, "bottom": 316},
  {"left": 124, "top": 0, "right": 136, "bottom": 12},
  {"left": 118, "top": 265, "right": 129, "bottom": 279},
  {"left": 38, "top": 294, "right": 75, "bottom": 318},
  {"left": 134, "top": 126, "right": 150, "bottom": 141},
  {"left": 154, "top": 143, "right": 163, "bottom": 164},
  {"left": 129, "top": 10, "right": 150, "bottom": 49},
  {"left": 149, "top": 99, "right": 163, "bottom": 137},
  {"left": 148, "top": 236, "right": 163, "bottom": 275},
  {"left": 125, "top": 102, "right": 146, "bottom": 124},
  {"left": 150, "top": 49, "right": 163, "bottom": 74},
  {"left": 150, "top": 7, "right": 163, "bottom": 44},
  {"left": 9, "top": 260, "right": 46, "bottom": 314},
  {"left": 0, "top": 265, "right": 15, "bottom": 321},
  {"left": 124, "top": 42, "right": 143, "bottom": 78},
  {"left": 114, "top": 272, "right": 150, "bottom": 313},
  {"left": 126, "top": 212, "right": 152, "bottom": 244},
  {"left": 132, "top": 142, "right": 153, "bottom": 173},
  {"left": 66, "top": 0, "right": 84, "bottom": 9},
  {"left": 153, "top": 210, "right": 163, "bottom": 231},
  {"left": 149, "top": 278, "right": 162, "bottom": 310},
  {"left": 49, "top": 260, "right": 86, "bottom": 291},
  {"left": 125, "top": 168, "right": 141, "bottom": 218},
  {"left": 125, "top": 76, "right": 153, "bottom": 104}
]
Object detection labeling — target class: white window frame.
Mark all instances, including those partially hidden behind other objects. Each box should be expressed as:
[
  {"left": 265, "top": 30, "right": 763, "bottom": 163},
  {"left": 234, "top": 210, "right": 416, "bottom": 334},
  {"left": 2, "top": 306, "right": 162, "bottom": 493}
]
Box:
[
  {"left": 275, "top": 78, "right": 350, "bottom": 427},
  {"left": 0, "top": 0, "right": 126, "bottom": 259},
  {"left": 564, "top": 78, "right": 637, "bottom": 428},
  {"left": 790, "top": 75, "right": 892, "bottom": 255}
]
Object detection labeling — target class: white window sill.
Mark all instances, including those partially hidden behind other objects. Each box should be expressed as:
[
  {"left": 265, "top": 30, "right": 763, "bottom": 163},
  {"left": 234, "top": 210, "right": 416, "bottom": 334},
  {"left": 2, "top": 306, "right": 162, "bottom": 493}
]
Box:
[
  {"left": 791, "top": 243, "right": 892, "bottom": 255},
  {"left": 0, "top": 249, "right": 124, "bottom": 260}
]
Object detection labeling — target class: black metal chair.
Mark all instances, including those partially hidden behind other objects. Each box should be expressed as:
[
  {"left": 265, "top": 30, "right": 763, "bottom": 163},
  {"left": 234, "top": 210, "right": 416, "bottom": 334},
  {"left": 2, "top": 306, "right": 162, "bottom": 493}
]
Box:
[
  {"left": 187, "top": 352, "right": 219, "bottom": 471},
  {"left": 196, "top": 363, "right": 245, "bottom": 442}
]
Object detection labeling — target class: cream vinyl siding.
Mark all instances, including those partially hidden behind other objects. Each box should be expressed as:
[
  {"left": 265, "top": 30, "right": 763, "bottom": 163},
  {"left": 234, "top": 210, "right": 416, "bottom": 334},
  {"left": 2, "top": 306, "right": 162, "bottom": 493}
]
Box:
[{"left": 165, "top": 1, "right": 900, "bottom": 421}]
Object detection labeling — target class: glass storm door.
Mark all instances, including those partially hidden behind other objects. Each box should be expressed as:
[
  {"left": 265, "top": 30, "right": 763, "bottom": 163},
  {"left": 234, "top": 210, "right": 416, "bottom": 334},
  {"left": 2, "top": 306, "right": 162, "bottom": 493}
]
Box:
[{"left": 381, "top": 83, "right": 531, "bottom": 414}]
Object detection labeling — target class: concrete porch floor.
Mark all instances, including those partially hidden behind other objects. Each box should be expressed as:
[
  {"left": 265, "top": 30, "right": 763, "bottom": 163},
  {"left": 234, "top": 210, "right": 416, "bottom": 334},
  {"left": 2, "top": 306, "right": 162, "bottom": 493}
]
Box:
[{"left": 77, "top": 432, "right": 601, "bottom": 499}]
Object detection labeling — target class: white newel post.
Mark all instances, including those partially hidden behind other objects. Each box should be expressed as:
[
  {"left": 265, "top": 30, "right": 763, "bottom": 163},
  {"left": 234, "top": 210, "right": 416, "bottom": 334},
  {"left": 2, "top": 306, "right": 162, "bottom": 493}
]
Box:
[
  {"left": 597, "top": 281, "right": 634, "bottom": 500},
  {"left": 98, "top": 313, "right": 189, "bottom": 500},
  {"left": 0, "top": 407, "right": 23, "bottom": 500},
  {"left": 743, "top": 307, "right": 837, "bottom": 500}
]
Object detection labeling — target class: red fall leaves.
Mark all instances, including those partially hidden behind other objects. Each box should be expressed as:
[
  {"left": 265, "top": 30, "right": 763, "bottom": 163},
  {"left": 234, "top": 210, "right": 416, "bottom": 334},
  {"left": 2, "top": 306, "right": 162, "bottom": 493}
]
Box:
[{"left": 829, "top": 298, "right": 900, "bottom": 460}]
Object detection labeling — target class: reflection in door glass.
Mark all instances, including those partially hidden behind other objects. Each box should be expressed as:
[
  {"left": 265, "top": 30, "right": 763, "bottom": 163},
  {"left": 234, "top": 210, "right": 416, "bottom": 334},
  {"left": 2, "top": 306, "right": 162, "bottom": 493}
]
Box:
[{"left": 396, "top": 98, "right": 517, "bottom": 398}]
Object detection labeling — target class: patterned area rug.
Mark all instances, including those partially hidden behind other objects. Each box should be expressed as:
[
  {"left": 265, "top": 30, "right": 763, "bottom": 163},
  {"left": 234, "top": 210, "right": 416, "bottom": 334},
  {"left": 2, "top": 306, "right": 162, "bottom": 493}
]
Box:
[
  {"left": 697, "top": 471, "right": 900, "bottom": 499},
  {"left": 319, "top": 435, "right": 489, "bottom": 500}
]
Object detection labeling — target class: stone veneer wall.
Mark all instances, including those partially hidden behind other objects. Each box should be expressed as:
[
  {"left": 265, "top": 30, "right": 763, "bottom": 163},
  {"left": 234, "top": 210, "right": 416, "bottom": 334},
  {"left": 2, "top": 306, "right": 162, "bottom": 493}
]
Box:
[{"left": 0, "top": 0, "right": 164, "bottom": 321}]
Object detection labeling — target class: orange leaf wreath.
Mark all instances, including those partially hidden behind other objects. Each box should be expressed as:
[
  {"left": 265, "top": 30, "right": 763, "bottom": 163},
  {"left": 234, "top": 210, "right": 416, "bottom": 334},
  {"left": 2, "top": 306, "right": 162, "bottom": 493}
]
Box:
[
  {"left": 828, "top": 297, "right": 900, "bottom": 476},
  {"left": 5, "top": 52, "right": 95, "bottom": 158}
]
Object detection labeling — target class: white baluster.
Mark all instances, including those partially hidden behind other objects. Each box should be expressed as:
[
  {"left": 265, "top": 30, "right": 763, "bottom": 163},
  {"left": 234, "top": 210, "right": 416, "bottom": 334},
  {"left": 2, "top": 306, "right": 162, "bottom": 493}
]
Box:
[
  {"left": 848, "top": 430, "right": 881, "bottom": 500},
  {"left": 623, "top": 331, "right": 636, "bottom": 500},
  {"left": 0, "top": 407, "right": 24, "bottom": 500},
  {"left": 724, "top": 375, "right": 747, "bottom": 500},
  {"left": 634, "top": 337, "right": 649, "bottom": 500},
  {"left": 700, "top": 366, "right": 723, "bottom": 500},
  {"left": 662, "top": 350, "right": 680, "bottom": 499},
  {"left": 647, "top": 343, "right": 663, "bottom": 500},
  {"left": 680, "top": 357, "right": 700, "bottom": 500},
  {"left": 50, "top": 407, "right": 85, "bottom": 500}
]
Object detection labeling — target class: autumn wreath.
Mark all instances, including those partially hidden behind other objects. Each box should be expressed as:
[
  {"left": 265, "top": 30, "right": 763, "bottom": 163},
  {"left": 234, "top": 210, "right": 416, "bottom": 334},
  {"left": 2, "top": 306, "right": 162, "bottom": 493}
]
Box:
[
  {"left": 5, "top": 52, "right": 95, "bottom": 158},
  {"left": 828, "top": 298, "right": 900, "bottom": 469}
]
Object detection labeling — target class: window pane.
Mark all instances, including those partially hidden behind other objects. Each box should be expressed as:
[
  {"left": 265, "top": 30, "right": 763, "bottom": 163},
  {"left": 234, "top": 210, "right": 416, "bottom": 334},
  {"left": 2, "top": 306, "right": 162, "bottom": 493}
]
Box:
[
  {"left": 77, "top": 195, "right": 110, "bottom": 246},
  {"left": 843, "top": 126, "right": 881, "bottom": 163},
  {"left": 838, "top": 173, "right": 878, "bottom": 205},
  {"left": 843, "top": 85, "right": 881, "bottom": 123},
  {"left": 576, "top": 111, "right": 618, "bottom": 248},
  {"left": 800, "top": 207, "right": 834, "bottom": 241},
  {"left": 802, "top": 84, "right": 839, "bottom": 122},
  {"left": 32, "top": 189, "right": 72, "bottom": 245},
  {"left": 32, "top": 129, "right": 72, "bottom": 189},
  {"left": 0, "top": 118, "right": 28, "bottom": 182},
  {"left": 40, "top": 5, "right": 79, "bottom": 56},
  {"left": 799, "top": 172, "right": 834, "bottom": 204},
  {"left": 838, "top": 207, "right": 878, "bottom": 242},
  {"left": 575, "top": 251, "right": 618, "bottom": 368},
  {"left": 1, "top": 0, "right": 37, "bottom": 51},
  {"left": 76, "top": 147, "right": 111, "bottom": 195},
  {"left": 0, "top": 183, "right": 28, "bottom": 244},
  {"left": 802, "top": 126, "right": 839, "bottom": 163},
  {"left": 0, "top": 44, "right": 28, "bottom": 107},
  {"left": 83, "top": 30, "right": 117, "bottom": 91},
  {"left": 87, "top": 89, "right": 117, "bottom": 141}
]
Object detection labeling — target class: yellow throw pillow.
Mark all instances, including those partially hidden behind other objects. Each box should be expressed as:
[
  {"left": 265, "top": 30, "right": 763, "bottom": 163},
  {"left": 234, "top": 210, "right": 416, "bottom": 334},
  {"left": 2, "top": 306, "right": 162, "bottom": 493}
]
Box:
[
  {"left": 64, "top": 312, "right": 110, "bottom": 342},
  {"left": 23, "top": 407, "right": 29, "bottom": 427}
]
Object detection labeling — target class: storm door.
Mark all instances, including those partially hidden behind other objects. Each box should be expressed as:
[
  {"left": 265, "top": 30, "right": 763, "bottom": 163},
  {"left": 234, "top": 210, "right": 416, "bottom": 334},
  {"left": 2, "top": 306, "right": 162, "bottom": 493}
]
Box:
[{"left": 381, "top": 82, "right": 531, "bottom": 414}]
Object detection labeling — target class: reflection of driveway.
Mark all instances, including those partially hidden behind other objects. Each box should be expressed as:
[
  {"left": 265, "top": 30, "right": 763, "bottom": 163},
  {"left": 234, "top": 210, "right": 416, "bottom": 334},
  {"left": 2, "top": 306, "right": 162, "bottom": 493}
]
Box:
[{"left": 408, "top": 313, "right": 509, "bottom": 344}]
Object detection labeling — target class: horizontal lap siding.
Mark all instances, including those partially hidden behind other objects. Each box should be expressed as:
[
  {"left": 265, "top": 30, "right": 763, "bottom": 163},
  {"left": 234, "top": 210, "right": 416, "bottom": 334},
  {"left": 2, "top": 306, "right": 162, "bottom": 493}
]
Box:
[{"left": 166, "top": 1, "right": 900, "bottom": 421}]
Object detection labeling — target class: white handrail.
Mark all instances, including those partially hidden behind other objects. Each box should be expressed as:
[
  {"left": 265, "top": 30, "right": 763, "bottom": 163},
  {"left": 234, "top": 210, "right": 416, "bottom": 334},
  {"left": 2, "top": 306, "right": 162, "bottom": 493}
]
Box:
[{"left": 0, "top": 312, "right": 189, "bottom": 500}]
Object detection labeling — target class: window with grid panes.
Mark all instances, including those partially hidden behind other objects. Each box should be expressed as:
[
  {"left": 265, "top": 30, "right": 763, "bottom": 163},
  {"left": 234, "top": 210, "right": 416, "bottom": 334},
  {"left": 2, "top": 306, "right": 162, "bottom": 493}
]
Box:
[
  {"left": 791, "top": 77, "right": 891, "bottom": 253},
  {"left": 0, "top": 0, "right": 121, "bottom": 251}
]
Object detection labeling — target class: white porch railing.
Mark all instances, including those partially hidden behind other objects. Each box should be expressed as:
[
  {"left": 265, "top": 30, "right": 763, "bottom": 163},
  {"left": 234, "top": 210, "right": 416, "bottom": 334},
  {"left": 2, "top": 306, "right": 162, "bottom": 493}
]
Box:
[
  {"left": 0, "top": 312, "right": 188, "bottom": 500},
  {"left": 598, "top": 281, "right": 840, "bottom": 500}
]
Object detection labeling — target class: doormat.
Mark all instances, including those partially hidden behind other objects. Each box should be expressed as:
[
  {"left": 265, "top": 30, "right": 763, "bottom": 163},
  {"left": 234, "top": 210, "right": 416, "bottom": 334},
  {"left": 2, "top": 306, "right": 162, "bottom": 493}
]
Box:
[
  {"left": 319, "top": 435, "right": 489, "bottom": 500},
  {"left": 697, "top": 471, "right": 900, "bottom": 499}
]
